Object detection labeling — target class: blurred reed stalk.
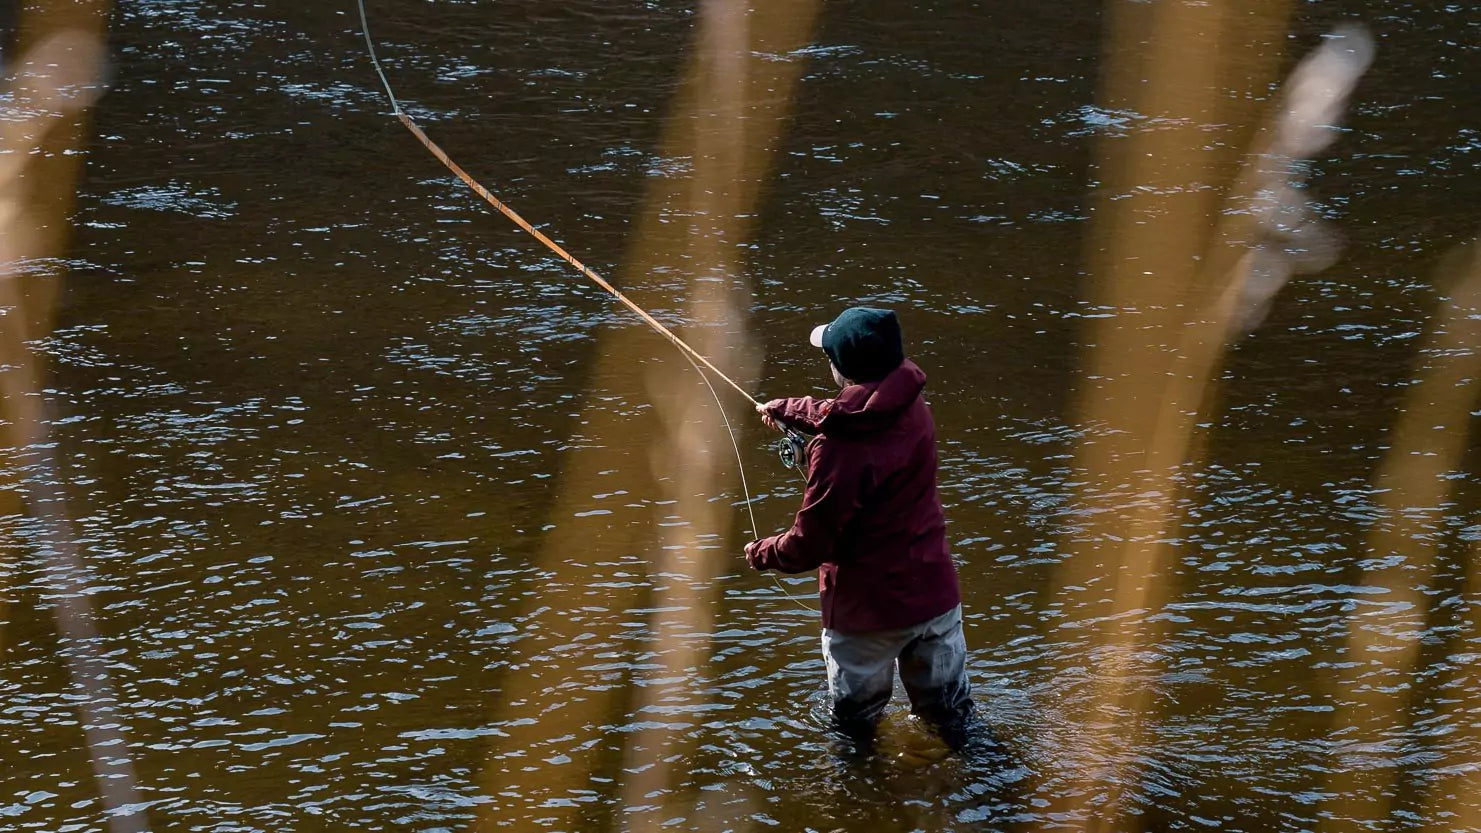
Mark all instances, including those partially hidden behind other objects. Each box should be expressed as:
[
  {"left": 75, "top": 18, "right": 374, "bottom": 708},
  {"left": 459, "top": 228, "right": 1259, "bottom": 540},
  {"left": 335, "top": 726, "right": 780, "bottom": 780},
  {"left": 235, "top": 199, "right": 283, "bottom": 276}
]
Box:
[
  {"left": 1046, "top": 1, "right": 1372, "bottom": 826},
  {"left": 474, "top": 1, "right": 819, "bottom": 829},
  {"left": 1423, "top": 531, "right": 1481, "bottom": 832},
  {"left": 1321, "top": 236, "right": 1481, "bottom": 830},
  {"left": 0, "top": 3, "right": 152, "bottom": 832}
]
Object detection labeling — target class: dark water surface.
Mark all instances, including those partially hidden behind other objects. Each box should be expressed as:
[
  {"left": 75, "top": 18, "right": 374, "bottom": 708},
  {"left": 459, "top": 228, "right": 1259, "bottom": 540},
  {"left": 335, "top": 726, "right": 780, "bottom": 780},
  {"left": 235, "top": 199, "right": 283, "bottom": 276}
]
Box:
[{"left": 3, "top": 0, "right": 1481, "bottom": 830}]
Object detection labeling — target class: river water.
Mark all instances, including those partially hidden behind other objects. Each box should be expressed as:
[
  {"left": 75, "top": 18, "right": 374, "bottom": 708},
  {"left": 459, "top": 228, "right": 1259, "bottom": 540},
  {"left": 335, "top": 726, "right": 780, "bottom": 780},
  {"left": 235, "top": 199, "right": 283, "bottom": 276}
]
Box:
[{"left": 3, "top": 0, "right": 1480, "bottom": 830}]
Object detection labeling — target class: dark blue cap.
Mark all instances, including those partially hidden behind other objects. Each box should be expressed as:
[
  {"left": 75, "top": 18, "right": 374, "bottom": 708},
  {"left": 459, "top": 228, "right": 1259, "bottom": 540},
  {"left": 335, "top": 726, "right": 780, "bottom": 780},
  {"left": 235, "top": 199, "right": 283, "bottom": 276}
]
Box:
[{"left": 809, "top": 307, "right": 905, "bottom": 383}]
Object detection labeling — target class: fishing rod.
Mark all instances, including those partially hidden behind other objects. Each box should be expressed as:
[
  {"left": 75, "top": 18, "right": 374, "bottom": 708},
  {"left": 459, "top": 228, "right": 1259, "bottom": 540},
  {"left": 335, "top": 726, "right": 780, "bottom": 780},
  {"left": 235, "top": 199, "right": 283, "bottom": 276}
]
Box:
[
  {"left": 354, "top": 0, "right": 816, "bottom": 611},
  {"left": 355, "top": 0, "right": 755, "bottom": 408}
]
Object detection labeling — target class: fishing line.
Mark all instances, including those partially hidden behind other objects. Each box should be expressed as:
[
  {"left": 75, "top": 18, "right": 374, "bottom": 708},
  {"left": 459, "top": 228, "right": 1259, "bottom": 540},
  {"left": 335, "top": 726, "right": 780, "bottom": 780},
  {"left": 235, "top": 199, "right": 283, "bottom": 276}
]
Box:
[
  {"left": 356, "top": 0, "right": 398, "bottom": 112},
  {"left": 355, "top": 0, "right": 815, "bottom": 612},
  {"left": 680, "top": 351, "right": 817, "bottom": 612}
]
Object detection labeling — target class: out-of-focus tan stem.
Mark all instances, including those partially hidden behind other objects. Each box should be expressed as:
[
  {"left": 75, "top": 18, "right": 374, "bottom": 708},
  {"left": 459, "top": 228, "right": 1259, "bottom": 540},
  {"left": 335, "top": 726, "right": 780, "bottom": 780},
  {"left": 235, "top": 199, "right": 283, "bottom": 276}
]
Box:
[
  {"left": 1053, "top": 14, "right": 1372, "bottom": 827},
  {"left": 1046, "top": 1, "right": 1299, "bottom": 827},
  {"left": 0, "top": 4, "right": 150, "bottom": 832},
  {"left": 473, "top": 1, "right": 818, "bottom": 829},
  {"left": 1324, "top": 239, "right": 1481, "bottom": 831},
  {"left": 10, "top": 0, "right": 111, "bottom": 337},
  {"left": 1423, "top": 534, "right": 1481, "bottom": 832},
  {"left": 616, "top": 2, "right": 822, "bottom": 826}
]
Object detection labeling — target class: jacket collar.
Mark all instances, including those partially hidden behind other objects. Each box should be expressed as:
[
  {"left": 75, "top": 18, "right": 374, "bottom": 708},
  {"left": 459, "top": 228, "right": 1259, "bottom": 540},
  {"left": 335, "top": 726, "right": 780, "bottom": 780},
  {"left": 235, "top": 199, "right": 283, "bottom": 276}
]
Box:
[{"left": 819, "top": 359, "right": 926, "bottom": 435}]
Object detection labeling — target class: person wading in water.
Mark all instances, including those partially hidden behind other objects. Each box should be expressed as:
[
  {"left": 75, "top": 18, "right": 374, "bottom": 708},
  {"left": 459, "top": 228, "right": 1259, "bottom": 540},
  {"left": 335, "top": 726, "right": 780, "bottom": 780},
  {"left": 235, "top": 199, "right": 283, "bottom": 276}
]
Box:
[{"left": 745, "top": 307, "right": 973, "bottom": 747}]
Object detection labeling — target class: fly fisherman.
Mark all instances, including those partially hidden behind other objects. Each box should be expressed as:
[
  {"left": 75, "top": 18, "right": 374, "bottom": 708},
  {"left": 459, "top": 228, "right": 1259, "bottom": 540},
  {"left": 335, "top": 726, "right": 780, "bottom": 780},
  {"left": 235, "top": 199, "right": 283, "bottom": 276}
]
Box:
[{"left": 745, "top": 307, "right": 973, "bottom": 747}]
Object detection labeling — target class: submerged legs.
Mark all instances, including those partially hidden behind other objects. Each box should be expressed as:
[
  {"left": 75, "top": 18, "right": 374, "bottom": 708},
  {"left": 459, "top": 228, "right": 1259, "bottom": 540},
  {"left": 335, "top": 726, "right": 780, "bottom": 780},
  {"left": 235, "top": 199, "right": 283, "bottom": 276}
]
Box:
[{"left": 822, "top": 604, "right": 974, "bottom": 748}]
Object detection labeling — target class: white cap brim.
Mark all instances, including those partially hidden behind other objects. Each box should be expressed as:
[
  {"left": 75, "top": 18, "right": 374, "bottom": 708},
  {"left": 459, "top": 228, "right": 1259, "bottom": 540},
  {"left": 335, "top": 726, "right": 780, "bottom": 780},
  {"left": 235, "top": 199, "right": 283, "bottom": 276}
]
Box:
[{"left": 809, "top": 324, "right": 827, "bottom": 348}]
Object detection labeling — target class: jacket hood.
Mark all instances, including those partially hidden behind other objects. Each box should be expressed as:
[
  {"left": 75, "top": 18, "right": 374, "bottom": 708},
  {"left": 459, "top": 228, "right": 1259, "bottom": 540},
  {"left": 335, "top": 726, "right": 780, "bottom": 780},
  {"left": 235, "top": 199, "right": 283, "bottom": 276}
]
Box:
[{"left": 820, "top": 359, "right": 926, "bottom": 435}]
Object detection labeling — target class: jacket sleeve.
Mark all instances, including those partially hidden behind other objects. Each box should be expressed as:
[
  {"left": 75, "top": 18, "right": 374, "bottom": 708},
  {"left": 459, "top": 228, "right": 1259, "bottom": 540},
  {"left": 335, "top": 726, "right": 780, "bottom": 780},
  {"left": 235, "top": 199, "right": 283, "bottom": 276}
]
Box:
[
  {"left": 748, "top": 439, "right": 861, "bottom": 574},
  {"left": 763, "top": 396, "right": 833, "bottom": 434}
]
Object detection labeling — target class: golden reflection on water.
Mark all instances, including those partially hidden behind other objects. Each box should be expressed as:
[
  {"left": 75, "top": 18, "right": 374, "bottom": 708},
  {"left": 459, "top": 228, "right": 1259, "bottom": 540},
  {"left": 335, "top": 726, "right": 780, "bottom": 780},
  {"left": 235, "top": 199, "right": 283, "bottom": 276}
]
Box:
[{"left": 473, "top": 1, "right": 820, "bottom": 829}]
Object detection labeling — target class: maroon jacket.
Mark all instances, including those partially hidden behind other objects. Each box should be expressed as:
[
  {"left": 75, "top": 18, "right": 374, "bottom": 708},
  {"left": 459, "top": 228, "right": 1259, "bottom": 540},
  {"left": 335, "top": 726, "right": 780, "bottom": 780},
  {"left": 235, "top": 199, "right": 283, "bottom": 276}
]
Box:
[{"left": 747, "top": 360, "right": 961, "bottom": 632}]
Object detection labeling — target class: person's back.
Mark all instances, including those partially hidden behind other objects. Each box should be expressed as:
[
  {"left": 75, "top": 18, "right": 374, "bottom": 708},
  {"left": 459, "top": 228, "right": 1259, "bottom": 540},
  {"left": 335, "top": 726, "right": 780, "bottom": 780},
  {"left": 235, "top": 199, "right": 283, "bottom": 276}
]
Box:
[{"left": 745, "top": 307, "right": 973, "bottom": 745}]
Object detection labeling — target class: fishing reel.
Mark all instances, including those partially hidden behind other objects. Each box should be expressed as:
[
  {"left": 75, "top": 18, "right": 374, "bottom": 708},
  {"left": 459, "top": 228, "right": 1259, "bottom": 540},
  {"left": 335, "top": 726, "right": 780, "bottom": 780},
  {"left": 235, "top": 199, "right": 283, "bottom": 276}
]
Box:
[{"left": 776, "top": 428, "right": 811, "bottom": 474}]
